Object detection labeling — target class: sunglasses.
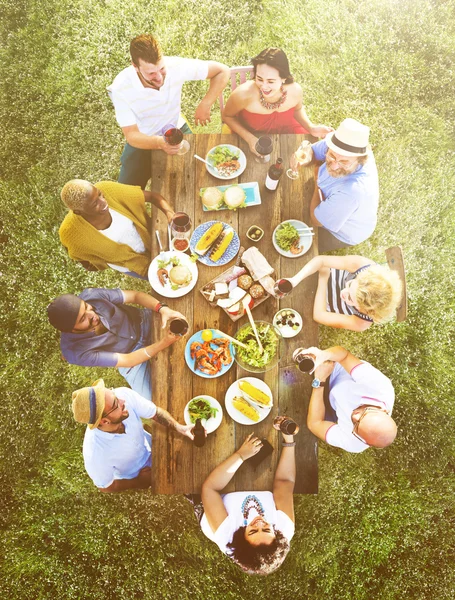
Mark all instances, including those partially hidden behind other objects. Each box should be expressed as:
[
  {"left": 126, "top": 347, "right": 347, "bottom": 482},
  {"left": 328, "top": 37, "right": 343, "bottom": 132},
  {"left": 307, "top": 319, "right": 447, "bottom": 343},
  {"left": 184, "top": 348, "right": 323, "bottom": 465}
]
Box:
[
  {"left": 102, "top": 389, "right": 119, "bottom": 418},
  {"left": 352, "top": 405, "right": 387, "bottom": 443}
]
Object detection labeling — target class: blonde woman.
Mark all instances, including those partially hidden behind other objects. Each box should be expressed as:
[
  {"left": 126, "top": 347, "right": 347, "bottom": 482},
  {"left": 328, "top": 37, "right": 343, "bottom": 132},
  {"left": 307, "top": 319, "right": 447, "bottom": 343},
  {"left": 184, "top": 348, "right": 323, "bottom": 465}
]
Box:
[{"left": 288, "top": 255, "right": 402, "bottom": 332}]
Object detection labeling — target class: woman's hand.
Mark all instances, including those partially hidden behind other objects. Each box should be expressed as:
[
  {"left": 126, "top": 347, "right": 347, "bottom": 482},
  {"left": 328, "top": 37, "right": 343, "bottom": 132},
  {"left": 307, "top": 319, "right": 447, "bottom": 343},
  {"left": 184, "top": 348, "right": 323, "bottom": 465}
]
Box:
[
  {"left": 237, "top": 433, "right": 263, "bottom": 460},
  {"left": 309, "top": 124, "right": 334, "bottom": 139},
  {"left": 248, "top": 137, "right": 262, "bottom": 157}
]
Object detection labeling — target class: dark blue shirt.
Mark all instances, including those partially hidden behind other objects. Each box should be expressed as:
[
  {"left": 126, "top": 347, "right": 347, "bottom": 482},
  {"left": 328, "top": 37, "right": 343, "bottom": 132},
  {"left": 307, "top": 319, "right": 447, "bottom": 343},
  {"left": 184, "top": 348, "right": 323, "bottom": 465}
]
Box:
[{"left": 60, "top": 288, "right": 142, "bottom": 367}]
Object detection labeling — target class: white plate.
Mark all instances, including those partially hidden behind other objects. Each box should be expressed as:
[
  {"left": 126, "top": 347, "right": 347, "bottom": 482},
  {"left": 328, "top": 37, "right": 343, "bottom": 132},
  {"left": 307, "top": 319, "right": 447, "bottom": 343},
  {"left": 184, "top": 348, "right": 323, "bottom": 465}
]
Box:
[
  {"left": 225, "top": 377, "right": 273, "bottom": 425},
  {"left": 148, "top": 250, "right": 198, "bottom": 298},
  {"left": 273, "top": 309, "right": 303, "bottom": 338},
  {"left": 272, "top": 220, "right": 313, "bottom": 258},
  {"left": 190, "top": 221, "right": 240, "bottom": 266},
  {"left": 183, "top": 396, "right": 223, "bottom": 434},
  {"left": 205, "top": 144, "right": 247, "bottom": 180}
]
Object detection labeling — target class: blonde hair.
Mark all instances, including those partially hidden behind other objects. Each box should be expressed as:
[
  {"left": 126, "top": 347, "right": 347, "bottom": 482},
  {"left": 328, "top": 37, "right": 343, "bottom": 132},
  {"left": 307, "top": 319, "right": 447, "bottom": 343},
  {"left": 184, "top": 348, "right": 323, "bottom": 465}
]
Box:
[
  {"left": 61, "top": 179, "right": 92, "bottom": 211},
  {"left": 355, "top": 265, "right": 403, "bottom": 323}
]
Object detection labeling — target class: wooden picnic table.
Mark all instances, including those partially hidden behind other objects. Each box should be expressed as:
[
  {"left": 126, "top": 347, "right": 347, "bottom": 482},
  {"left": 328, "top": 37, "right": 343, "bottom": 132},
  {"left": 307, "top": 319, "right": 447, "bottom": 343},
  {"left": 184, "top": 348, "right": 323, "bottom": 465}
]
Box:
[{"left": 149, "top": 133, "right": 318, "bottom": 494}]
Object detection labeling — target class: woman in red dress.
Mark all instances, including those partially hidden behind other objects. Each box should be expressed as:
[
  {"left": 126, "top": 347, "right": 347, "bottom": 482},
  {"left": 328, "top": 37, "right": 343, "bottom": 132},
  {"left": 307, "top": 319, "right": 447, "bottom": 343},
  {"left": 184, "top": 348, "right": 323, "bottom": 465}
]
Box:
[{"left": 223, "top": 48, "right": 333, "bottom": 156}]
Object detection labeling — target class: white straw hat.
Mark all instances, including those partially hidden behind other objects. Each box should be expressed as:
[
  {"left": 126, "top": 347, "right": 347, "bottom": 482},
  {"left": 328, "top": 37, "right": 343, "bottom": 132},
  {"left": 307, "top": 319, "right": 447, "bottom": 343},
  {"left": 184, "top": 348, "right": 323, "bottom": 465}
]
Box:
[{"left": 325, "top": 118, "right": 370, "bottom": 157}]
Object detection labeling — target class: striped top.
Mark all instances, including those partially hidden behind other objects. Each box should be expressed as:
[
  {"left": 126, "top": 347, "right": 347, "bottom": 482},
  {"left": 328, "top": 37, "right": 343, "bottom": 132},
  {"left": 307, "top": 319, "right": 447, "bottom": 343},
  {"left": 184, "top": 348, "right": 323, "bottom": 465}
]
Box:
[{"left": 326, "top": 265, "right": 373, "bottom": 322}]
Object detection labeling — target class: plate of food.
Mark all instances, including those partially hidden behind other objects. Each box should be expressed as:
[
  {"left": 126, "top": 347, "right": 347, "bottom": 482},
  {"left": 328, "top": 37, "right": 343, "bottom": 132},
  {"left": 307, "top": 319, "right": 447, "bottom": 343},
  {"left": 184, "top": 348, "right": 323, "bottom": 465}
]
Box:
[
  {"left": 273, "top": 308, "right": 303, "bottom": 338},
  {"left": 272, "top": 220, "right": 313, "bottom": 258},
  {"left": 225, "top": 377, "right": 273, "bottom": 425},
  {"left": 200, "top": 182, "right": 261, "bottom": 212},
  {"left": 184, "top": 329, "right": 235, "bottom": 378},
  {"left": 190, "top": 220, "right": 240, "bottom": 266},
  {"left": 234, "top": 321, "right": 283, "bottom": 373},
  {"left": 183, "top": 395, "right": 223, "bottom": 434},
  {"left": 205, "top": 144, "right": 247, "bottom": 180},
  {"left": 148, "top": 251, "right": 198, "bottom": 298}
]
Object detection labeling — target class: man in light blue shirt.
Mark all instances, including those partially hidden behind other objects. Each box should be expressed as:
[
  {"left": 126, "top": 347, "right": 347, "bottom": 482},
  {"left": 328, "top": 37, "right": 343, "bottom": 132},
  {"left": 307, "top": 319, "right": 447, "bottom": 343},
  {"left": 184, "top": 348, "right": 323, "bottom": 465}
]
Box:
[
  {"left": 71, "top": 379, "right": 194, "bottom": 492},
  {"left": 309, "top": 118, "right": 379, "bottom": 252}
]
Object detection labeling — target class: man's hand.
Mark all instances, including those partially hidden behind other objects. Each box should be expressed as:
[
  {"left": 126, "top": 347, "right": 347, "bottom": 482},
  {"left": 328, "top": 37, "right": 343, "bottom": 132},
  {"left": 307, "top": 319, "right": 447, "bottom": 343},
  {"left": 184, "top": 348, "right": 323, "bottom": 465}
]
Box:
[
  {"left": 237, "top": 433, "right": 263, "bottom": 461},
  {"left": 162, "top": 329, "right": 183, "bottom": 347},
  {"left": 175, "top": 423, "right": 195, "bottom": 440},
  {"left": 158, "top": 136, "right": 182, "bottom": 155},
  {"left": 310, "top": 124, "right": 334, "bottom": 138},
  {"left": 159, "top": 307, "right": 187, "bottom": 329},
  {"left": 314, "top": 360, "right": 335, "bottom": 382},
  {"left": 194, "top": 100, "right": 212, "bottom": 126}
]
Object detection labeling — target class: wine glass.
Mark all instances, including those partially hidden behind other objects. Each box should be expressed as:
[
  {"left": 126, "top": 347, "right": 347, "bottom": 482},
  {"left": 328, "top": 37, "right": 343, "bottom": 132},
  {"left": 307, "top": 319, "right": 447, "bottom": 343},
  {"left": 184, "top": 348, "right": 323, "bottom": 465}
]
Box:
[
  {"left": 254, "top": 135, "right": 273, "bottom": 163},
  {"left": 171, "top": 212, "right": 192, "bottom": 239},
  {"left": 273, "top": 278, "right": 294, "bottom": 298},
  {"left": 286, "top": 140, "right": 312, "bottom": 179},
  {"left": 162, "top": 123, "right": 190, "bottom": 155}
]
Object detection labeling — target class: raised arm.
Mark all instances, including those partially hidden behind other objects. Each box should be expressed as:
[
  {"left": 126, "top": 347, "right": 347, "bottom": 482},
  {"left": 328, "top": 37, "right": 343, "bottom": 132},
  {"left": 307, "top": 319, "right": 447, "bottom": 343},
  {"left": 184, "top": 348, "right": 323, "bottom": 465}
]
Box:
[
  {"left": 201, "top": 434, "right": 263, "bottom": 533},
  {"left": 194, "top": 61, "right": 230, "bottom": 126},
  {"left": 142, "top": 190, "right": 175, "bottom": 222},
  {"left": 272, "top": 431, "right": 296, "bottom": 522},
  {"left": 290, "top": 255, "right": 372, "bottom": 287},
  {"left": 121, "top": 124, "right": 181, "bottom": 155}
]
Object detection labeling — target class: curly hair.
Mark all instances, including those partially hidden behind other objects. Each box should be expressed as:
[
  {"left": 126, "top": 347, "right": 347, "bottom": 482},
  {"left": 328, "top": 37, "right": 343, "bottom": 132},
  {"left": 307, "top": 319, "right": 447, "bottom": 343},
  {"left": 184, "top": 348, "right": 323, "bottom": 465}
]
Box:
[
  {"left": 226, "top": 526, "right": 290, "bottom": 575},
  {"left": 251, "top": 48, "right": 294, "bottom": 84},
  {"left": 61, "top": 179, "right": 92, "bottom": 211},
  {"left": 354, "top": 265, "right": 403, "bottom": 323},
  {"left": 130, "top": 34, "right": 162, "bottom": 66}
]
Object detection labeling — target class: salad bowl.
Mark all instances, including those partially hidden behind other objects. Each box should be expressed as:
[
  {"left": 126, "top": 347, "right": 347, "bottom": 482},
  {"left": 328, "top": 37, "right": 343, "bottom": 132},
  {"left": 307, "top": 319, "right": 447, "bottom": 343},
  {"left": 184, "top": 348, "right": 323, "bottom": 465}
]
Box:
[{"left": 233, "top": 320, "right": 283, "bottom": 373}]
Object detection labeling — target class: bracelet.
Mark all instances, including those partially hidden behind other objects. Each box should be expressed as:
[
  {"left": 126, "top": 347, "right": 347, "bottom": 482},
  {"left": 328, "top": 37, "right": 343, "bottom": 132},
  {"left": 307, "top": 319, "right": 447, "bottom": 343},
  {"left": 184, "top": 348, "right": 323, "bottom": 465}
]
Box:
[
  {"left": 144, "top": 348, "right": 152, "bottom": 359},
  {"left": 282, "top": 442, "right": 296, "bottom": 447},
  {"left": 154, "top": 302, "right": 168, "bottom": 313},
  {"left": 236, "top": 452, "right": 245, "bottom": 462}
]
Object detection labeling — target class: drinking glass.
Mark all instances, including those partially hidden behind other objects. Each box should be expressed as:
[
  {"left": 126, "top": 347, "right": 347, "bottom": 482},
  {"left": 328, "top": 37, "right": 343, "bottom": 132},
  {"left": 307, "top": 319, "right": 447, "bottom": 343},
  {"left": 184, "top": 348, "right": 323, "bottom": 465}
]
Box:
[
  {"left": 171, "top": 212, "right": 192, "bottom": 239},
  {"left": 292, "top": 348, "right": 315, "bottom": 373},
  {"left": 254, "top": 135, "right": 273, "bottom": 163},
  {"left": 162, "top": 124, "right": 190, "bottom": 155},
  {"left": 286, "top": 140, "right": 312, "bottom": 179},
  {"left": 273, "top": 278, "right": 294, "bottom": 298},
  {"left": 169, "top": 318, "right": 189, "bottom": 336}
]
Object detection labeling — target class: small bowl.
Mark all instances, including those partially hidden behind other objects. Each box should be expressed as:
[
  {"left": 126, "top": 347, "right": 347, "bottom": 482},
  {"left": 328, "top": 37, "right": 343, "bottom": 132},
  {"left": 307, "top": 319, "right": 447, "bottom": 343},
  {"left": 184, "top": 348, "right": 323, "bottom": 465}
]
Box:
[
  {"left": 171, "top": 237, "right": 190, "bottom": 252},
  {"left": 246, "top": 225, "right": 264, "bottom": 242},
  {"left": 273, "top": 308, "right": 303, "bottom": 338},
  {"left": 234, "top": 320, "right": 283, "bottom": 373}
]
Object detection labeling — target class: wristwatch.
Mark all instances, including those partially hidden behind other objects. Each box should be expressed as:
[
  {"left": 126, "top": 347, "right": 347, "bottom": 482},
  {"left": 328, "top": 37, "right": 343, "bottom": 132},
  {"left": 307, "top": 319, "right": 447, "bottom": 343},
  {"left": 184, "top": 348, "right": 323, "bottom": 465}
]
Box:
[
  {"left": 154, "top": 302, "right": 168, "bottom": 313},
  {"left": 312, "top": 378, "right": 325, "bottom": 389}
]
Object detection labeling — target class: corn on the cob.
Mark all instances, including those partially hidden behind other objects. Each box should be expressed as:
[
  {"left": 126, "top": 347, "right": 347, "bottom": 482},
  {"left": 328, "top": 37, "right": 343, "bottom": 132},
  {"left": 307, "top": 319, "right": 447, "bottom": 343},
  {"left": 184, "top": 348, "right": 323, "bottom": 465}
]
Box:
[
  {"left": 210, "top": 227, "right": 234, "bottom": 262},
  {"left": 232, "top": 396, "right": 260, "bottom": 422},
  {"left": 238, "top": 381, "right": 271, "bottom": 406},
  {"left": 195, "top": 222, "right": 224, "bottom": 255}
]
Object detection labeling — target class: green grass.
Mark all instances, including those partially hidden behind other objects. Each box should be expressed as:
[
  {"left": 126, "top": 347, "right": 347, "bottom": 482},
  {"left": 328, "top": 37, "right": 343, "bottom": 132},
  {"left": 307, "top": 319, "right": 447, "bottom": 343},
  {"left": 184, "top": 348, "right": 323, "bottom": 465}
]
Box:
[{"left": 1, "top": 0, "right": 455, "bottom": 598}]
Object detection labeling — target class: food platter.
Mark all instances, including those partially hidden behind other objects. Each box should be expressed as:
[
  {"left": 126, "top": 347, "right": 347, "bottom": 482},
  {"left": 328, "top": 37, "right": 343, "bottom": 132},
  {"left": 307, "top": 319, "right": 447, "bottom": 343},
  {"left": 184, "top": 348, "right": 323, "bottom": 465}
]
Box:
[
  {"left": 190, "top": 221, "right": 240, "bottom": 266},
  {"left": 273, "top": 308, "right": 303, "bottom": 338},
  {"left": 272, "top": 219, "right": 313, "bottom": 258},
  {"left": 148, "top": 250, "right": 198, "bottom": 298},
  {"left": 183, "top": 395, "right": 223, "bottom": 434},
  {"left": 205, "top": 144, "right": 247, "bottom": 180},
  {"left": 225, "top": 377, "right": 273, "bottom": 425},
  {"left": 200, "top": 182, "right": 261, "bottom": 212},
  {"left": 184, "top": 330, "right": 235, "bottom": 379}
]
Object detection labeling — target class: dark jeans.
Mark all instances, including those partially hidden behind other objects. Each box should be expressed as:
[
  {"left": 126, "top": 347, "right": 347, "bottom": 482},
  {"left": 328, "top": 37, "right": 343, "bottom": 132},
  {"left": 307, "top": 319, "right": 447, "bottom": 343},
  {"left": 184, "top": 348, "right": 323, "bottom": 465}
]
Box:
[
  {"left": 318, "top": 227, "right": 354, "bottom": 253},
  {"left": 323, "top": 376, "right": 337, "bottom": 422},
  {"left": 118, "top": 122, "right": 193, "bottom": 189}
]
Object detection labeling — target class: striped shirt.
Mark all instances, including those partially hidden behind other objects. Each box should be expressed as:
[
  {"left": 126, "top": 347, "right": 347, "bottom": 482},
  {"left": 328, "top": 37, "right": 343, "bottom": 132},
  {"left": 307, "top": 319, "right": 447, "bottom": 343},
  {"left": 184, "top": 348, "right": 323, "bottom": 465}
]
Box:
[
  {"left": 107, "top": 57, "right": 209, "bottom": 136},
  {"left": 326, "top": 265, "right": 373, "bottom": 322}
]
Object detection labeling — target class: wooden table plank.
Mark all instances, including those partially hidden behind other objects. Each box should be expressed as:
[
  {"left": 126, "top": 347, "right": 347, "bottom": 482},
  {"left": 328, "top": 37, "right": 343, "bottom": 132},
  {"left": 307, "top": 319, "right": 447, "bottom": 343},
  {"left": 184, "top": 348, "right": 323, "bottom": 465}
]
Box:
[{"left": 149, "top": 133, "right": 318, "bottom": 494}]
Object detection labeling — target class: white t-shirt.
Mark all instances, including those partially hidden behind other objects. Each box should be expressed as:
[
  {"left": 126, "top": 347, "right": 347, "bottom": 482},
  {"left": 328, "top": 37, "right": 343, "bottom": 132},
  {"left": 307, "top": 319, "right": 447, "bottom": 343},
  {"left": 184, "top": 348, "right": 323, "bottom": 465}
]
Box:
[
  {"left": 200, "top": 491, "right": 295, "bottom": 555},
  {"left": 98, "top": 209, "right": 147, "bottom": 273},
  {"left": 107, "top": 57, "right": 209, "bottom": 136},
  {"left": 82, "top": 388, "right": 156, "bottom": 488},
  {"left": 325, "top": 361, "right": 395, "bottom": 453}
]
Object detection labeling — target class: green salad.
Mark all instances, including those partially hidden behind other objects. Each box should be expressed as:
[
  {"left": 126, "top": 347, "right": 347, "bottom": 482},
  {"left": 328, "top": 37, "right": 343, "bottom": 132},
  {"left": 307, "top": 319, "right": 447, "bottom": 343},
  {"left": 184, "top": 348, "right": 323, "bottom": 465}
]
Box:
[
  {"left": 208, "top": 145, "right": 240, "bottom": 166},
  {"left": 275, "top": 222, "right": 299, "bottom": 251},
  {"left": 188, "top": 398, "right": 218, "bottom": 423},
  {"left": 235, "top": 323, "right": 279, "bottom": 368}
]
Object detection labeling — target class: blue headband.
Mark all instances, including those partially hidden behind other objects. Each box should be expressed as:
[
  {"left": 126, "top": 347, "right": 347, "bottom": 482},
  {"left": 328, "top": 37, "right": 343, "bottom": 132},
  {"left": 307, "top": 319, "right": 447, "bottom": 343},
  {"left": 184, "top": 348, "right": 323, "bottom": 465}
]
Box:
[{"left": 88, "top": 387, "right": 97, "bottom": 424}]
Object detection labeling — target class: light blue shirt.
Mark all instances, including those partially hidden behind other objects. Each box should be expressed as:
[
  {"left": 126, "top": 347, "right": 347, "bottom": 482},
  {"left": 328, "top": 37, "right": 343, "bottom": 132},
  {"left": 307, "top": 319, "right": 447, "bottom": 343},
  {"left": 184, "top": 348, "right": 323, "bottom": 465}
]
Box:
[
  {"left": 82, "top": 388, "right": 156, "bottom": 488},
  {"left": 312, "top": 140, "right": 379, "bottom": 245}
]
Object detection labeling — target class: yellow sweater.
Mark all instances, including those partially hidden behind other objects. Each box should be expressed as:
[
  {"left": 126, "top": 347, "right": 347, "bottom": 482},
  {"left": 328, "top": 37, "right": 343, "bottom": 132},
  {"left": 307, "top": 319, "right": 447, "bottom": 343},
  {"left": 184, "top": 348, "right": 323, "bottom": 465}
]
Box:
[{"left": 59, "top": 181, "right": 152, "bottom": 277}]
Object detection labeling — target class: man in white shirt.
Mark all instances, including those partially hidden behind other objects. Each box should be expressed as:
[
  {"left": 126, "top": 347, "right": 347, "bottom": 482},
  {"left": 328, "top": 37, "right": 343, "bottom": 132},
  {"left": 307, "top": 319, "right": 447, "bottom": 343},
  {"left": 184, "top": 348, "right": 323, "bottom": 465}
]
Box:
[
  {"left": 107, "top": 33, "right": 230, "bottom": 188},
  {"left": 72, "top": 379, "right": 194, "bottom": 492},
  {"left": 304, "top": 345, "right": 397, "bottom": 453}
]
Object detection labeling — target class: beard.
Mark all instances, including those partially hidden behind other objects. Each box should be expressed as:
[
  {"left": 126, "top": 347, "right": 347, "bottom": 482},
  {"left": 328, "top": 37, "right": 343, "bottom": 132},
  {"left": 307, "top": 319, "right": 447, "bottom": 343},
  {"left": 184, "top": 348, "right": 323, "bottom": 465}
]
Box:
[
  {"left": 326, "top": 161, "right": 359, "bottom": 178},
  {"left": 109, "top": 411, "right": 129, "bottom": 424}
]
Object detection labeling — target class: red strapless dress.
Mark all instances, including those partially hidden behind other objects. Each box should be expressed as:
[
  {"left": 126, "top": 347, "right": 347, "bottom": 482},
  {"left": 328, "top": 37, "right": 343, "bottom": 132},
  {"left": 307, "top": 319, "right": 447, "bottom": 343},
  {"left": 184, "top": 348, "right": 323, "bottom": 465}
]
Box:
[{"left": 239, "top": 107, "right": 309, "bottom": 134}]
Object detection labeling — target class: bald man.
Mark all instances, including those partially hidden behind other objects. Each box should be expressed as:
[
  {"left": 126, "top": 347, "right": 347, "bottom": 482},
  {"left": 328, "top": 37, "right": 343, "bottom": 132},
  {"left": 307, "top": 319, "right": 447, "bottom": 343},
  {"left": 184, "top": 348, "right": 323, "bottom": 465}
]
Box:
[{"left": 304, "top": 346, "right": 396, "bottom": 453}]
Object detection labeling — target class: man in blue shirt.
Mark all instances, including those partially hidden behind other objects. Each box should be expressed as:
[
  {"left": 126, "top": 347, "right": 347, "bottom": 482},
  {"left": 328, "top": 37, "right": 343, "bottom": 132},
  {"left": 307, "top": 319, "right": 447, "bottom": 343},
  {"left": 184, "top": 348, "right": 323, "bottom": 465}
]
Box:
[
  {"left": 47, "top": 288, "right": 186, "bottom": 400},
  {"left": 72, "top": 379, "right": 194, "bottom": 492},
  {"left": 308, "top": 118, "right": 379, "bottom": 252}
]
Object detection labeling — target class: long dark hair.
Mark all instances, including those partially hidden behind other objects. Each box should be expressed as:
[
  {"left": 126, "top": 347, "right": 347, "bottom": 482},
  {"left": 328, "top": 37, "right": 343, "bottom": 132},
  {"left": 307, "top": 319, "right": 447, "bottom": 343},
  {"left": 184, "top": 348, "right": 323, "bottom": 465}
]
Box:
[
  {"left": 251, "top": 48, "right": 294, "bottom": 84},
  {"left": 226, "top": 526, "right": 290, "bottom": 575}
]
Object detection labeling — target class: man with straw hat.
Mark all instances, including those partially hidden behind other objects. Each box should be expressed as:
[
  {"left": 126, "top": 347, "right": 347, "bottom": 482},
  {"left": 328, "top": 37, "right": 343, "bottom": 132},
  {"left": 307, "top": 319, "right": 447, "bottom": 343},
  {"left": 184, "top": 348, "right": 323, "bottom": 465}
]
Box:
[
  {"left": 305, "top": 118, "right": 379, "bottom": 252},
  {"left": 72, "top": 379, "right": 194, "bottom": 492},
  {"left": 47, "top": 287, "right": 186, "bottom": 401}
]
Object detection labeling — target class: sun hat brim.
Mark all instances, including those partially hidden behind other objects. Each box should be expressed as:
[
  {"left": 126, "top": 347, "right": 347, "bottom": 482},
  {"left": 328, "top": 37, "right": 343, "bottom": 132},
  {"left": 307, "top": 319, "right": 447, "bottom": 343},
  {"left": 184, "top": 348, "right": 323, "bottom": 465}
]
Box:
[{"left": 325, "top": 131, "right": 369, "bottom": 157}]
